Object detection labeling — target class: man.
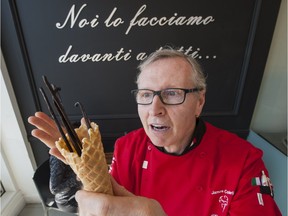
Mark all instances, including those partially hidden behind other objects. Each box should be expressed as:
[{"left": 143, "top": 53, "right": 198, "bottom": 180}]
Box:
[{"left": 29, "top": 48, "right": 281, "bottom": 215}]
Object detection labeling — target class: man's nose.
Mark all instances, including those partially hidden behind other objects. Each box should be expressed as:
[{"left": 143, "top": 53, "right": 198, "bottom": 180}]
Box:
[{"left": 148, "top": 95, "right": 165, "bottom": 116}]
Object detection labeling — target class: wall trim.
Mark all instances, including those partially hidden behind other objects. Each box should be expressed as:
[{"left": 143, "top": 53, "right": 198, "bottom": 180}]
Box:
[{"left": 1, "top": 191, "right": 26, "bottom": 216}]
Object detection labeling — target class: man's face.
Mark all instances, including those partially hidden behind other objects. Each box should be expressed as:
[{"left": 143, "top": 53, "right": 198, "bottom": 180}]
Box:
[{"left": 137, "top": 57, "right": 205, "bottom": 154}]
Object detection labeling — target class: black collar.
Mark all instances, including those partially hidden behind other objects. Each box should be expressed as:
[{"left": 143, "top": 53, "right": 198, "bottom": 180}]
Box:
[{"left": 156, "top": 118, "right": 206, "bottom": 156}]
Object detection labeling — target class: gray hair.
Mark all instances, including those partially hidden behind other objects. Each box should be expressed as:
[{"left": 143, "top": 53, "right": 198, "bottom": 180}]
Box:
[{"left": 136, "top": 47, "right": 207, "bottom": 91}]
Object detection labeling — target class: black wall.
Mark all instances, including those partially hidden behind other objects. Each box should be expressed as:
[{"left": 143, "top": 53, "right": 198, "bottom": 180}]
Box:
[{"left": 1, "top": 0, "right": 281, "bottom": 165}]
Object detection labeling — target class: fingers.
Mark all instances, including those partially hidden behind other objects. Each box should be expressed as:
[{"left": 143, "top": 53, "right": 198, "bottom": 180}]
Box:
[
  {"left": 80, "top": 117, "right": 86, "bottom": 127},
  {"left": 28, "top": 112, "right": 60, "bottom": 142},
  {"left": 35, "top": 111, "right": 57, "bottom": 129},
  {"left": 29, "top": 112, "right": 58, "bottom": 134},
  {"left": 49, "top": 148, "right": 66, "bottom": 164},
  {"left": 75, "top": 190, "right": 96, "bottom": 204},
  {"left": 75, "top": 190, "right": 110, "bottom": 215},
  {"left": 28, "top": 111, "right": 64, "bottom": 161},
  {"left": 31, "top": 128, "right": 57, "bottom": 149}
]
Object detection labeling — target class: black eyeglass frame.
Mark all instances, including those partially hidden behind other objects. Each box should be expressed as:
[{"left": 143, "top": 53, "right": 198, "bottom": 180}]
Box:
[{"left": 131, "top": 87, "right": 202, "bottom": 105}]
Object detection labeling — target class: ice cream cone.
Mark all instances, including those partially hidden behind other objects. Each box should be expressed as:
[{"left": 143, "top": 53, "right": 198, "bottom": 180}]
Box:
[{"left": 56, "top": 122, "right": 113, "bottom": 195}]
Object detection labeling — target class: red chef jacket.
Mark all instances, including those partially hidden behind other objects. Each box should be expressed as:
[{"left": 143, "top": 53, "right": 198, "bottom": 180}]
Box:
[{"left": 110, "top": 121, "right": 281, "bottom": 216}]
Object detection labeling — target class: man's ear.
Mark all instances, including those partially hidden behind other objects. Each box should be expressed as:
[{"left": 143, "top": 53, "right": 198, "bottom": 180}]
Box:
[{"left": 196, "top": 91, "right": 206, "bottom": 116}]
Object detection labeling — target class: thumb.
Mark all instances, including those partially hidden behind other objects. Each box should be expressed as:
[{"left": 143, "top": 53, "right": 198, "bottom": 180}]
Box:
[
  {"left": 80, "top": 117, "right": 87, "bottom": 127},
  {"left": 111, "top": 177, "right": 135, "bottom": 197}
]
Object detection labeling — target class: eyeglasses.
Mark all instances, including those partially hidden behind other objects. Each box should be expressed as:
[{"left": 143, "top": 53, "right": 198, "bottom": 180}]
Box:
[{"left": 131, "top": 88, "right": 202, "bottom": 105}]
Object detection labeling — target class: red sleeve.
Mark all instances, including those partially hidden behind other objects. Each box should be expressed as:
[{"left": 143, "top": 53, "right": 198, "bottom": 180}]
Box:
[
  {"left": 109, "top": 139, "right": 120, "bottom": 182},
  {"left": 108, "top": 137, "right": 137, "bottom": 193},
  {"left": 229, "top": 147, "right": 282, "bottom": 215}
]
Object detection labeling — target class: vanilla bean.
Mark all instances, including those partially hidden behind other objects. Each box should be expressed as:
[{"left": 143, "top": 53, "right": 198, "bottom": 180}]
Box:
[
  {"left": 42, "top": 75, "right": 82, "bottom": 157},
  {"left": 39, "top": 87, "right": 73, "bottom": 153},
  {"left": 75, "top": 102, "right": 91, "bottom": 129}
]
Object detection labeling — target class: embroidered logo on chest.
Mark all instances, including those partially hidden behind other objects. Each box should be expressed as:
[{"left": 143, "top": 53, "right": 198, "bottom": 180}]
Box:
[{"left": 211, "top": 189, "right": 234, "bottom": 213}]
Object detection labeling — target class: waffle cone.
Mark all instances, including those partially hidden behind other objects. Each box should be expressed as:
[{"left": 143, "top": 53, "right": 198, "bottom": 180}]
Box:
[{"left": 56, "top": 122, "right": 113, "bottom": 195}]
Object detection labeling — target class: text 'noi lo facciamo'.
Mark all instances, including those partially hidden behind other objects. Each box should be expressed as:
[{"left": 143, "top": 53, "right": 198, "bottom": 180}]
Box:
[{"left": 55, "top": 4, "right": 215, "bottom": 35}]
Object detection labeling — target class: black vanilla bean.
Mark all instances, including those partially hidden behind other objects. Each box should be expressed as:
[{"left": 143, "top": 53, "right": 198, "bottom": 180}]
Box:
[
  {"left": 75, "top": 102, "right": 91, "bottom": 129},
  {"left": 41, "top": 75, "right": 82, "bottom": 157},
  {"left": 39, "top": 87, "right": 73, "bottom": 153}
]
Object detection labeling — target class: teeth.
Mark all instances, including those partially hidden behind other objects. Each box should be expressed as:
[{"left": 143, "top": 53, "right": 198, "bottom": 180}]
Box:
[
  {"left": 151, "top": 124, "right": 168, "bottom": 131},
  {"left": 153, "top": 124, "right": 162, "bottom": 127}
]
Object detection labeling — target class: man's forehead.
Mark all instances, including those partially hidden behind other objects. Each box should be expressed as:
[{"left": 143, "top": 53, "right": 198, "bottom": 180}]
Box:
[{"left": 138, "top": 60, "right": 194, "bottom": 89}]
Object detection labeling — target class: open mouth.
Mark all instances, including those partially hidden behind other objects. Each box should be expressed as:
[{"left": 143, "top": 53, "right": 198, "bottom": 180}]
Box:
[{"left": 151, "top": 124, "right": 170, "bottom": 131}]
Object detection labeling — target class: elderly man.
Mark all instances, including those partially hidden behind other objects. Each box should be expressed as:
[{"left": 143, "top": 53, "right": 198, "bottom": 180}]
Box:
[{"left": 29, "top": 48, "right": 281, "bottom": 215}]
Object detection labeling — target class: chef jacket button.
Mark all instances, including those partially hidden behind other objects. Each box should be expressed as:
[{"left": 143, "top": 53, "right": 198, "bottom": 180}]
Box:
[
  {"left": 196, "top": 186, "right": 203, "bottom": 192},
  {"left": 148, "top": 145, "right": 152, "bottom": 151},
  {"left": 199, "top": 152, "right": 206, "bottom": 158}
]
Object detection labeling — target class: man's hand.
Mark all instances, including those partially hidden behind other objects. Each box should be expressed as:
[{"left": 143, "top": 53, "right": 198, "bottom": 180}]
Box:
[
  {"left": 75, "top": 177, "right": 167, "bottom": 216},
  {"left": 28, "top": 112, "right": 65, "bottom": 162}
]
